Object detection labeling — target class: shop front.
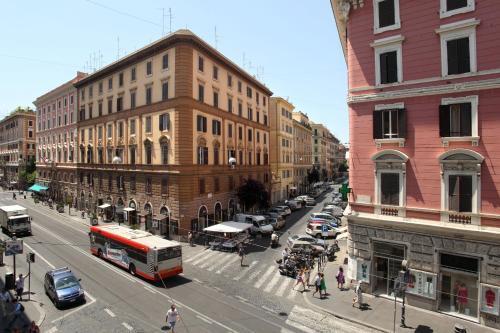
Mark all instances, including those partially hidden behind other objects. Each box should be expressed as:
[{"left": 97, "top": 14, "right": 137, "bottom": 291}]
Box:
[{"left": 372, "top": 241, "right": 407, "bottom": 297}]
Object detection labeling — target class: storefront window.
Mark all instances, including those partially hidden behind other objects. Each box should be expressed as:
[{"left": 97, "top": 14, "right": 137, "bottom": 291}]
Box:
[{"left": 373, "top": 241, "right": 406, "bottom": 296}]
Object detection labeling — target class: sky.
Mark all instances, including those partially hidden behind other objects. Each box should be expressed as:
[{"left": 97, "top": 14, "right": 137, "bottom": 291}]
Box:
[{"left": 0, "top": 0, "right": 348, "bottom": 143}]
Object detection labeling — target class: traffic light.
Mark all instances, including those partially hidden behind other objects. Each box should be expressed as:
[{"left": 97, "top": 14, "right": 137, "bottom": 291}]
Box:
[{"left": 27, "top": 252, "right": 35, "bottom": 263}]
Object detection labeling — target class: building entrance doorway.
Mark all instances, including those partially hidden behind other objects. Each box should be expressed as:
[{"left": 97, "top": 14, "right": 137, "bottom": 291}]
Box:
[{"left": 373, "top": 241, "right": 406, "bottom": 296}]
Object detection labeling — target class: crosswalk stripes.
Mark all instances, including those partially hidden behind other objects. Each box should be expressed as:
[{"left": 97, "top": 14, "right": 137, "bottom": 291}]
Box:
[
  {"left": 233, "top": 260, "right": 258, "bottom": 281},
  {"left": 184, "top": 250, "right": 209, "bottom": 263},
  {"left": 190, "top": 251, "right": 214, "bottom": 266},
  {"left": 253, "top": 265, "right": 275, "bottom": 289},
  {"left": 207, "top": 252, "right": 235, "bottom": 272},
  {"left": 275, "top": 277, "right": 293, "bottom": 297},
  {"left": 215, "top": 255, "right": 240, "bottom": 274},
  {"left": 263, "top": 271, "right": 282, "bottom": 293},
  {"left": 245, "top": 267, "right": 262, "bottom": 284},
  {"left": 200, "top": 251, "right": 225, "bottom": 270}
]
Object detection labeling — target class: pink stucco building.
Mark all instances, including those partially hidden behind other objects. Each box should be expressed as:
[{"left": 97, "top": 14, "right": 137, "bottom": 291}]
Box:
[{"left": 333, "top": 0, "right": 500, "bottom": 327}]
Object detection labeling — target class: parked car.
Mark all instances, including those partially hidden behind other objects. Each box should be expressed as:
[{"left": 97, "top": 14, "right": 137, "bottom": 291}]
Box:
[
  {"left": 322, "top": 205, "right": 343, "bottom": 217},
  {"left": 267, "top": 207, "right": 287, "bottom": 219},
  {"left": 44, "top": 267, "right": 85, "bottom": 308},
  {"left": 309, "top": 212, "right": 342, "bottom": 225},
  {"left": 288, "top": 240, "right": 325, "bottom": 256},
  {"left": 264, "top": 214, "right": 286, "bottom": 230},
  {"left": 296, "top": 195, "right": 316, "bottom": 206},
  {"left": 275, "top": 205, "right": 291, "bottom": 216},
  {"left": 306, "top": 222, "right": 341, "bottom": 239},
  {"left": 234, "top": 214, "right": 274, "bottom": 235},
  {"left": 308, "top": 218, "right": 340, "bottom": 228},
  {"left": 284, "top": 199, "right": 303, "bottom": 211},
  {"left": 287, "top": 234, "right": 326, "bottom": 248}
]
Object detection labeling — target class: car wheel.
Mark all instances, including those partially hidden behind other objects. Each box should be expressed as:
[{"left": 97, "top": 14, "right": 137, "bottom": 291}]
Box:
[
  {"left": 54, "top": 299, "right": 60, "bottom": 309},
  {"left": 129, "top": 263, "right": 136, "bottom": 276}
]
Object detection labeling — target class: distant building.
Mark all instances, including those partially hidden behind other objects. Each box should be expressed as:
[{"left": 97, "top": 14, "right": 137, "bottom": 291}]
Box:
[
  {"left": 0, "top": 109, "right": 36, "bottom": 188},
  {"left": 292, "top": 111, "right": 313, "bottom": 194}
]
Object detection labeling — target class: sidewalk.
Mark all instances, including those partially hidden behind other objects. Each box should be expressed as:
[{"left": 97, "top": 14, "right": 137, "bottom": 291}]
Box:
[
  {"left": 302, "top": 240, "right": 496, "bottom": 333},
  {"left": 0, "top": 265, "right": 45, "bottom": 332}
]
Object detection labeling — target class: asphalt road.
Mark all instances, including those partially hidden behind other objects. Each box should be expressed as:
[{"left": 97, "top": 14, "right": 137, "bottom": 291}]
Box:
[{"left": 0, "top": 187, "right": 366, "bottom": 333}]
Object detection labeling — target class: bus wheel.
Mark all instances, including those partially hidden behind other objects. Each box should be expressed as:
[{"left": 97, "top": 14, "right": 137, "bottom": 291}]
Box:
[
  {"left": 97, "top": 249, "right": 103, "bottom": 258},
  {"left": 129, "top": 264, "right": 136, "bottom": 276}
]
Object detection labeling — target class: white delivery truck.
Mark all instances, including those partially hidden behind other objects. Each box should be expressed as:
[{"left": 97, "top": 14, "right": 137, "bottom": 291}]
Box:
[
  {"left": 0, "top": 205, "right": 32, "bottom": 236},
  {"left": 234, "top": 214, "right": 274, "bottom": 235}
]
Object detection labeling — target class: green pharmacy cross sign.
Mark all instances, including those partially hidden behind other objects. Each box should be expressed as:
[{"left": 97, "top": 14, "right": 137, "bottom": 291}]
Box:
[{"left": 339, "top": 183, "right": 351, "bottom": 201}]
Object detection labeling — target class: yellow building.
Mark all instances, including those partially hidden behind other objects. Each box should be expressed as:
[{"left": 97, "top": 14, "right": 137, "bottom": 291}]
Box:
[
  {"left": 292, "top": 111, "right": 312, "bottom": 194},
  {"left": 269, "top": 97, "right": 294, "bottom": 203}
]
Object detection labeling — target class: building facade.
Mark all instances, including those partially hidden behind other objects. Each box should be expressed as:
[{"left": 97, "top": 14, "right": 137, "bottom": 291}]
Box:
[
  {"left": 311, "top": 122, "right": 329, "bottom": 180},
  {"left": 0, "top": 110, "right": 36, "bottom": 188},
  {"left": 74, "top": 29, "right": 271, "bottom": 236},
  {"left": 292, "top": 111, "right": 313, "bottom": 194},
  {"left": 34, "top": 72, "right": 86, "bottom": 203},
  {"left": 333, "top": 0, "right": 500, "bottom": 327},
  {"left": 269, "top": 97, "right": 295, "bottom": 203}
]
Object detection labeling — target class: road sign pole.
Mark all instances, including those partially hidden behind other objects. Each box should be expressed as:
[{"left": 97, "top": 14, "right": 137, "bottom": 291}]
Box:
[
  {"left": 28, "top": 260, "right": 31, "bottom": 301},
  {"left": 13, "top": 253, "right": 16, "bottom": 281}
]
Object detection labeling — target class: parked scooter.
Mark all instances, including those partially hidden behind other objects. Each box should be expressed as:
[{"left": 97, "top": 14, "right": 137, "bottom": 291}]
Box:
[
  {"left": 277, "top": 258, "right": 298, "bottom": 277},
  {"left": 325, "top": 241, "right": 340, "bottom": 261},
  {"left": 270, "top": 231, "right": 279, "bottom": 248}
]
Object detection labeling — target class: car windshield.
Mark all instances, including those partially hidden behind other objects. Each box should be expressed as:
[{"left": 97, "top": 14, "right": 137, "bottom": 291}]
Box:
[
  {"left": 55, "top": 275, "right": 79, "bottom": 290},
  {"left": 291, "top": 235, "right": 299, "bottom": 240}
]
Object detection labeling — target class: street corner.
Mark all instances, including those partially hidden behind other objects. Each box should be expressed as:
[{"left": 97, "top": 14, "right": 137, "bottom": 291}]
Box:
[{"left": 27, "top": 297, "right": 46, "bottom": 327}]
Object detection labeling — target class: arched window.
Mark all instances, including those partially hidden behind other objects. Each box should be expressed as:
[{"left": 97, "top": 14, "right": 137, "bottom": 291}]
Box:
[
  {"left": 198, "top": 206, "right": 208, "bottom": 230},
  {"left": 160, "top": 136, "right": 169, "bottom": 165},
  {"left": 214, "top": 202, "right": 222, "bottom": 223},
  {"left": 144, "top": 202, "right": 152, "bottom": 215},
  {"left": 197, "top": 137, "right": 208, "bottom": 165},
  {"left": 160, "top": 206, "right": 169, "bottom": 216},
  {"left": 439, "top": 149, "right": 484, "bottom": 224}
]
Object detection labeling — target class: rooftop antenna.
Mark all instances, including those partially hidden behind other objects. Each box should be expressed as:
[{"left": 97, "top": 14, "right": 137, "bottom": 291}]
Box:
[
  {"left": 169, "top": 8, "right": 173, "bottom": 33},
  {"left": 214, "top": 26, "right": 219, "bottom": 49}
]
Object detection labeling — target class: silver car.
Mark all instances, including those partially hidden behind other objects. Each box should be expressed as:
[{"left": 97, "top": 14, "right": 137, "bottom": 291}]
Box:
[{"left": 275, "top": 206, "right": 291, "bottom": 216}]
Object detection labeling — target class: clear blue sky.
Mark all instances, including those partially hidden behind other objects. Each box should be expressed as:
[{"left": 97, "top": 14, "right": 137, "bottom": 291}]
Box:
[{"left": 0, "top": 0, "right": 348, "bottom": 143}]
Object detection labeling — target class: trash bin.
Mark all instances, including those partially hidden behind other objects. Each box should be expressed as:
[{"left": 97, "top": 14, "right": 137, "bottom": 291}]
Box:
[
  {"left": 5, "top": 272, "right": 15, "bottom": 290},
  {"left": 454, "top": 324, "right": 466, "bottom": 333}
]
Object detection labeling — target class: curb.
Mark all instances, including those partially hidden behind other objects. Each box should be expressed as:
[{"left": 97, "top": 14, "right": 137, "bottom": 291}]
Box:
[{"left": 30, "top": 299, "right": 46, "bottom": 327}]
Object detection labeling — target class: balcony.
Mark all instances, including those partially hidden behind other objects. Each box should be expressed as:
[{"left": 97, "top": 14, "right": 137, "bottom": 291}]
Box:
[{"left": 374, "top": 204, "right": 406, "bottom": 218}]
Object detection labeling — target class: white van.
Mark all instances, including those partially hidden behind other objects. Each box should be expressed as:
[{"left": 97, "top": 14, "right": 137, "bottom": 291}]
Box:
[{"left": 234, "top": 214, "right": 274, "bottom": 235}]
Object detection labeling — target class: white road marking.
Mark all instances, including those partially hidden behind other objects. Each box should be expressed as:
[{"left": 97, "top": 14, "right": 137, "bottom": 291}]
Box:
[
  {"left": 232, "top": 260, "right": 257, "bottom": 281},
  {"left": 104, "top": 308, "right": 116, "bottom": 317},
  {"left": 253, "top": 265, "right": 275, "bottom": 289},
  {"left": 184, "top": 250, "right": 209, "bottom": 263},
  {"left": 234, "top": 295, "right": 248, "bottom": 302},
  {"left": 284, "top": 319, "right": 317, "bottom": 333},
  {"left": 275, "top": 277, "right": 293, "bottom": 297},
  {"left": 144, "top": 286, "right": 157, "bottom": 294},
  {"left": 203, "top": 252, "right": 226, "bottom": 270},
  {"left": 287, "top": 305, "right": 365, "bottom": 333},
  {"left": 51, "top": 285, "right": 97, "bottom": 324},
  {"left": 192, "top": 278, "right": 202, "bottom": 283},
  {"left": 261, "top": 305, "right": 276, "bottom": 314},
  {"left": 191, "top": 251, "right": 215, "bottom": 266},
  {"left": 122, "top": 322, "right": 133, "bottom": 331},
  {"left": 263, "top": 271, "right": 282, "bottom": 293},
  {"left": 45, "top": 327, "right": 58, "bottom": 333},
  {"left": 244, "top": 268, "right": 262, "bottom": 284},
  {"left": 24, "top": 242, "right": 55, "bottom": 269},
  {"left": 215, "top": 255, "right": 240, "bottom": 274},
  {"left": 196, "top": 314, "right": 214, "bottom": 324}
]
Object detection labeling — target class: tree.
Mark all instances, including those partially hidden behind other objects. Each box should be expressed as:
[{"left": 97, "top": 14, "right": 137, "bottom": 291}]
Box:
[
  {"left": 236, "top": 178, "right": 269, "bottom": 211},
  {"left": 307, "top": 168, "right": 320, "bottom": 184}
]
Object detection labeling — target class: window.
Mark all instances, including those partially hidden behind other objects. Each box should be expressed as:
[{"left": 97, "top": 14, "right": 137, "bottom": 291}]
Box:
[
  {"left": 213, "top": 91, "right": 219, "bottom": 108},
  {"left": 439, "top": 96, "right": 478, "bottom": 141},
  {"left": 228, "top": 124, "right": 233, "bottom": 138},
  {"left": 70, "top": 95, "right": 74, "bottom": 104},
  {"left": 161, "top": 176, "right": 168, "bottom": 195},
  {"left": 107, "top": 124, "right": 112, "bottom": 138},
  {"left": 162, "top": 82, "right": 169, "bottom": 101},
  {"left": 246, "top": 87, "right": 252, "bottom": 98},
  {"left": 98, "top": 126, "right": 103, "bottom": 140},
  {"left": 214, "top": 177, "right": 220, "bottom": 192},
  {"left": 146, "top": 61, "right": 152, "bottom": 75},
  {"left": 146, "top": 86, "right": 152, "bottom": 105},
  {"left": 264, "top": 114, "right": 268, "bottom": 126},
  {"left": 213, "top": 66, "right": 218, "bottom": 80},
  {"left": 198, "top": 85, "right": 204, "bottom": 102},
  {"left": 373, "top": 0, "right": 400, "bottom": 34},
  {"left": 199, "top": 178, "right": 205, "bottom": 194},
  {"left": 197, "top": 115, "right": 207, "bottom": 132},
  {"left": 373, "top": 107, "right": 406, "bottom": 139},
  {"left": 130, "top": 175, "right": 136, "bottom": 191},
  {"left": 81, "top": 89, "right": 85, "bottom": 101},
  {"left": 437, "top": 19, "right": 478, "bottom": 77},
  {"left": 198, "top": 147, "right": 208, "bottom": 165},
  {"left": 238, "top": 102, "right": 243, "bottom": 117},
  {"left": 213, "top": 146, "right": 219, "bottom": 165},
  {"left": 237, "top": 81, "right": 242, "bottom": 93},
  {"left": 119, "top": 72, "right": 124, "bottom": 87},
  {"left": 448, "top": 175, "right": 472, "bottom": 212},
  {"left": 161, "top": 144, "right": 169, "bottom": 165},
  {"left": 98, "top": 82, "right": 103, "bottom": 94},
  {"left": 108, "top": 78, "right": 113, "bottom": 90},
  {"left": 118, "top": 122, "right": 124, "bottom": 137},
  {"left": 381, "top": 173, "right": 400, "bottom": 205},
  {"left": 256, "top": 111, "right": 260, "bottom": 123},
  {"left": 263, "top": 96, "right": 266, "bottom": 106},
  {"left": 247, "top": 129, "right": 252, "bottom": 141},
  {"left": 248, "top": 152, "right": 252, "bottom": 165},
  {"left": 238, "top": 126, "right": 243, "bottom": 140},
  {"left": 129, "top": 147, "right": 136, "bottom": 165},
  {"left": 256, "top": 131, "right": 260, "bottom": 143},
  {"left": 256, "top": 92, "right": 260, "bottom": 105},
  {"left": 162, "top": 53, "right": 169, "bottom": 70},
  {"left": 145, "top": 143, "right": 152, "bottom": 165},
  {"left": 98, "top": 101, "right": 103, "bottom": 116},
  {"left": 212, "top": 119, "right": 221, "bottom": 135},
  {"left": 88, "top": 86, "right": 93, "bottom": 98},
  {"left": 372, "top": 35, "right": 404, "bottom": 85},
  {"left": 264, "top": 133, "right": 267, "bottom": 144},
  {"left": 228, "top": 97, "right": 233, "bottom": 112},
  {"left": 198, "top": 56, "right": 204, "bottom": 71},
  {"left": 145, "top": 116, "right": 152, "bottom": 133},
  {"left": 130, "top": 119, "right": 136, "bottom": 135},
  {"left": 440, "top": 0, "right": 474, "bottom": 18},
  {"left": 159, "top": 113, "right": 170, "bottom": 131},
  {"left": 107, "top": 99, "right": 112, "bottom": 114},
  {"left": 116, "top": 96, "right": 123, "bottom": 112},
  {"left": 247, "top": 107, "right": 253, "bottom": 121},
  {"left": 131, "top": 67, "right": 136, "bottom": 81},
  {"left": 130, "top": 91, "right": 136, "bottom": 109},
  {"left": 227, "top": 74, "right": 232, "bottom": 87},
  {"left": 146, "top": 177, "right": 152, "bottom": 194}
]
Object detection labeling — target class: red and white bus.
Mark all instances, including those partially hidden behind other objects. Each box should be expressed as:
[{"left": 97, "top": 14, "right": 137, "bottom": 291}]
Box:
[{"left": 89, "top": 225, "right": 182, "bottom": 281}]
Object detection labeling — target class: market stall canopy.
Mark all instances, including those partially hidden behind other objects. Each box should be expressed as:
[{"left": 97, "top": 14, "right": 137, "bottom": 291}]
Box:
[
  {"left": 28, "top": 184, "right": 48, "bottom": 193},
  {"left": 203, "top": 222, "right": 252, "bottom": 233},
  {"left": 123, "top": 207, "right": 135, "bottom": 212},
  {"left": 98, "top": 203, "right": 111, "bottom": 209}
]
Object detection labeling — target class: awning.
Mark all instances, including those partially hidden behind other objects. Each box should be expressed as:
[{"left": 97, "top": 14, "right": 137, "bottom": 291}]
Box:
[
  {"left": 98, "top": 203, "right": 111, "bottom": 209},
  {"left": 28, "top": 184, "right": 49, "bottom": 193},
  {"left": 203, "top": 222, "right": 252, "bottom": 233},
  {"left": 123, "top": 207, "right": 135, "bottom": 212}
]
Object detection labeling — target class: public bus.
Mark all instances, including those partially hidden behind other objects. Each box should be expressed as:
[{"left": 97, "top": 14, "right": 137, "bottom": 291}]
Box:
[{"left": 89, "top": 225, "right": 182, "bottom": 281}]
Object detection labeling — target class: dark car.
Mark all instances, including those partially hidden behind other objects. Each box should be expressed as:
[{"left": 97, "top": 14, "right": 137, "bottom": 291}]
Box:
[{"left": 44, "top": 267, "right": 85, "bottom": 308}]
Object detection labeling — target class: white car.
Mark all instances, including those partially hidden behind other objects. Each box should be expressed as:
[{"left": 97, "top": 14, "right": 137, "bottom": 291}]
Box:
[
  {"left": 306, "top": 222, "right": 341, "bottom": 239},
  {"left": 309, "top": 212, "right": 341, "bottom": 225},
  {"left": 296, "top": 196, "right": 315, "bottom": 206}
]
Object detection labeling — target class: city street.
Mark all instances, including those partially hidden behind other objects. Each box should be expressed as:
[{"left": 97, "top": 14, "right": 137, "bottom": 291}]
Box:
[{"left": 0, "top": 188, "right": 372, "bottom": 333}]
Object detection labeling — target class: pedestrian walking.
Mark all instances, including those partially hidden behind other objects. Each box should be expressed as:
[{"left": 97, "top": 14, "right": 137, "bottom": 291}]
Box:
[
  {"left": 320, "top": 273, "right": 327, "bottom": 299},
  {"left": 317, "top": 255, "right": 322, "bottom": 271},
  {"left": 15, "top": 273, "right": 28, "bottom": 301},
  {"left": 238, "top": 244, "right": 245, "bottom": 266},
  {"left": 282, "top": 248, "right": 288, "bottom": 264},
  {"left": 304, "top": 266, "right": 311, "bottom": 287},
  {"left": 188, "top": 232, "right": 193, "bottom": 246},
  {"left": 352, "top": 280, "right": 363, "bottom": 308},
  {"left": 312, "top": 272, "right": 321, "bottom": 297},
  {"left": 293, "top": 269, "right": 307, "bottom": 291},
  {"left": 336, "top": 267, "right": 345, "bottom": 290},
  {"left": 0, "top": 288, "right": 11, "bottom": 318},
  {"left": 166, "top": 304, "right": 180, "bottom": 332}
]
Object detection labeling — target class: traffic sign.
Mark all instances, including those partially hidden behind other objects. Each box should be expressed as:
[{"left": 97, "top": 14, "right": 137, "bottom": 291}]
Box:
[
  {"left": 321, "top": 224, "right": 329, "bottom": 237},
  {"left": 5, "top": 239, "right": 23, "bottom": 256}
]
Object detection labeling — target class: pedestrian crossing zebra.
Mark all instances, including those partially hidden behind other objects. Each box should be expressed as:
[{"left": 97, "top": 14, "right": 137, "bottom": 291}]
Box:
[{"left": 185, "top": 249, "right": 302, "bottom": 300}]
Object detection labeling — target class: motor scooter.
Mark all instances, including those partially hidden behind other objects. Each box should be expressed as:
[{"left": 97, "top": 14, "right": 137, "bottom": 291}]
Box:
[{"left": 270, "top": 233, "right": 279, "bottom": 248}]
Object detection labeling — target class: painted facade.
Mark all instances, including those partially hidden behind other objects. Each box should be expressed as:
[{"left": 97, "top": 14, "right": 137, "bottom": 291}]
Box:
[
  {"left": 292, "top": 111, "right": 313, "bottom": 194},
  {"left": 333, "top": 0, "right": 500, "bottom": 327}
]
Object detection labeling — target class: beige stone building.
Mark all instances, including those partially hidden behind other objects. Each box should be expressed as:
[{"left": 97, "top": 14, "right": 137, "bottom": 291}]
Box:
[
  {"left": 0, "top": 110, "right": 36, "bottom": 188},
  {"left": 74, "top": 29, "right": 271, "bottom": 236},
  {"left": 269, "top": 97, "right": 294, "bottom": 203},
  {"left": 292, "top": 111, "right": 312, "bottom": 194},
  {"left": 311, "top": 122, "right": 328, "bottom": 179}
]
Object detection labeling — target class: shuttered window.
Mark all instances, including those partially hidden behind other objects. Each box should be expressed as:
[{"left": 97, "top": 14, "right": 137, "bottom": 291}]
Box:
[
  {"left": 447, "top": 0, "right": 468, "bottom": 11},
  {"left": 373, "top": 109, "right": 406, "bottom": 139},
  {"left": 381, "top": 173, "right": 399, "bottom": 205},
  {"left": 380, "top": 51, "right": 398, "bottom": 84},
  {"left": 197, "top": 115, "right": 207, "bottom": 132},
  {"left": 447, "top": 37, "right": 470, "bottom": 75},
  {"left": 439, "top": 103, "right": 471, "bottom": 137},
  {"left": 448, "top": 175, "right": 472, "bottom": 212},
  {"left": 378, "top": 0, "right": 395, "bottom": 28}
]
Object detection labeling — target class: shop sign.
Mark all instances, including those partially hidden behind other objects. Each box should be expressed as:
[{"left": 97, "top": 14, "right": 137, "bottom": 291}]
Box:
[
  {"left": 5, "top": 239, "right": 23, "bottom": 256},
  {"left": 405, "top": 269, "right": 437, "bottom": 299},
  {"left": 481, "top": 284, "right": 500, "bottom": 316},
  {"left": 357, "top": 259, "right": 371, "bottom": 283}
]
